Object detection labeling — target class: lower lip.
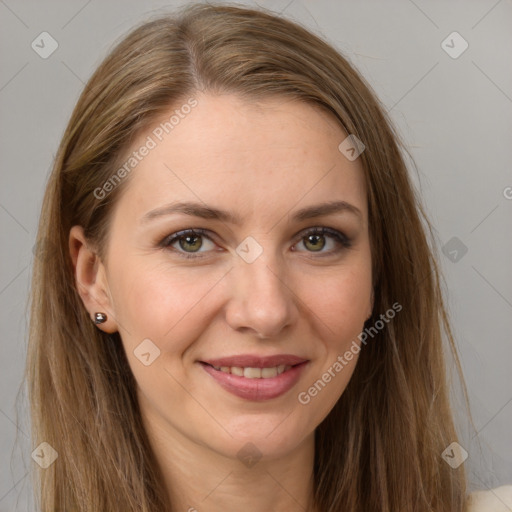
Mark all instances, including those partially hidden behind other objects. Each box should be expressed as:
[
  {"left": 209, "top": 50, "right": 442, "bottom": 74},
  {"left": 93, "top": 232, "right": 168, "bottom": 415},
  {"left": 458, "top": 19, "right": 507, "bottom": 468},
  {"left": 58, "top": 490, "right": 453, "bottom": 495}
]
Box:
[{"left": 200, "top": 362, "right": 308, "bottom": 401}]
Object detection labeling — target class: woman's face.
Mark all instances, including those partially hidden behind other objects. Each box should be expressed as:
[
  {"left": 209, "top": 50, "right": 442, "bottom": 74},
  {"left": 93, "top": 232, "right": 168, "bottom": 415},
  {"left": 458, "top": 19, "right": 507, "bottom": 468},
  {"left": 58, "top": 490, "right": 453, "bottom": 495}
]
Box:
[{"left": 76, "top": 93, "right": 373, "bottom": 460}]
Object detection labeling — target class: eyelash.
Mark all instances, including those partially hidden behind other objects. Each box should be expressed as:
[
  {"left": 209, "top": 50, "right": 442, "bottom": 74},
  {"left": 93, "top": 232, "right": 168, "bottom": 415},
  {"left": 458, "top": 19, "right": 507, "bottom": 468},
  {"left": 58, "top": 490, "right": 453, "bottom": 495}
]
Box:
[{"left": 158, "top": 227, "right": 352, "bottom": 260}]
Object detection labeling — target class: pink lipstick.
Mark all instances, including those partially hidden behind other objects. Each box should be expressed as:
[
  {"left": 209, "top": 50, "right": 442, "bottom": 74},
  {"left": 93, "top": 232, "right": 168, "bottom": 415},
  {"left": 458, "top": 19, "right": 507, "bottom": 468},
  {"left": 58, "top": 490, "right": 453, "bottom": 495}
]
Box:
[{"left": 199, "top": 354, "right": 309, "bottom": 401}]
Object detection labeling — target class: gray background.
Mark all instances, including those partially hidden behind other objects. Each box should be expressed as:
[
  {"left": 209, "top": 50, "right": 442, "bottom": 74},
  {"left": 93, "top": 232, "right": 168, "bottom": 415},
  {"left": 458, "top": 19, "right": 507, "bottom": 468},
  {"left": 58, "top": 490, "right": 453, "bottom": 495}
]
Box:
[{"left": 1, "top": 0, "right": 511, "bottom": 510}]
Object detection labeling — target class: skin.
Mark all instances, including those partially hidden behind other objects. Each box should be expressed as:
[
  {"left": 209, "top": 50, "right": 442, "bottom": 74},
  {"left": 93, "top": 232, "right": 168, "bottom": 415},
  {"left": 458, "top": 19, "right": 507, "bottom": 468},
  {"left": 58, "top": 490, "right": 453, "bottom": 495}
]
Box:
[{"left": 70, "top": 93, "right": 373, "bottom": 512}]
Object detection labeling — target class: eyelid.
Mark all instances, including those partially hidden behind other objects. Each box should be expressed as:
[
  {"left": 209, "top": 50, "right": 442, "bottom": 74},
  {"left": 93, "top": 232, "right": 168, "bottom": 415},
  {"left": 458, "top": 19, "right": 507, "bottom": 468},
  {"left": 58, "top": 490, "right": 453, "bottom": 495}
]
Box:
[
  {"left": 159, "top": 228, "right": 214, "bottom": 251},
  {"left": 159, "top": 225, "right": 351, "bottom": 258}
]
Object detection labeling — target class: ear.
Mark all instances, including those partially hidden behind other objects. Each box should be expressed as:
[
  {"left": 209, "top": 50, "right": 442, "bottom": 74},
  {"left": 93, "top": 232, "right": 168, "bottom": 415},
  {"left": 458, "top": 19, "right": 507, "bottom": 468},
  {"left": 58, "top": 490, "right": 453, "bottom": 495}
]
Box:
[{"left": 69, "top": 225, "right": 118, "bottom": 334}]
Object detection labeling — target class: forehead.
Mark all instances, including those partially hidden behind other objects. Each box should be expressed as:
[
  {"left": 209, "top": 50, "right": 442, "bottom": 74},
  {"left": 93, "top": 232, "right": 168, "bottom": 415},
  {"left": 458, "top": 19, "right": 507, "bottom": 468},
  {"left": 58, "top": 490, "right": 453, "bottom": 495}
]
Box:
[{"left": 111, "top": 93, "right": 367, "bottom": 225}]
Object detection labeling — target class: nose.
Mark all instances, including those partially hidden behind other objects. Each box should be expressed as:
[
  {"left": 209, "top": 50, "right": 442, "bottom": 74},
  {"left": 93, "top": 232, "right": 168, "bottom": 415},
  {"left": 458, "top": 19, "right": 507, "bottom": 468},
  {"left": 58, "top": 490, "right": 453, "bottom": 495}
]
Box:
[{"left": 224, "top": 250, "right": 299, "bottom": 339}]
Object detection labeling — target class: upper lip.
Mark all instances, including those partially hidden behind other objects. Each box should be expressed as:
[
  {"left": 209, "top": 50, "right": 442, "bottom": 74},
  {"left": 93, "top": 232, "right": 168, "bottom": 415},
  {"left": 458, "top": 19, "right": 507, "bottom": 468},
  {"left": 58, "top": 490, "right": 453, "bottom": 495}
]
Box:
[{"left": 200, "top": 354, "right": 308, "bottom": 368}]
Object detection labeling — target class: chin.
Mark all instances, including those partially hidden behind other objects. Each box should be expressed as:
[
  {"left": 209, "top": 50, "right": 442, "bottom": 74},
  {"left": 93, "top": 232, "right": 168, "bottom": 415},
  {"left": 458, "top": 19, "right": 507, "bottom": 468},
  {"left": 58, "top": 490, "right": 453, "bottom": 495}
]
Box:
[{"left": 206, "top": 412, "right": 314, "bottom": 461}]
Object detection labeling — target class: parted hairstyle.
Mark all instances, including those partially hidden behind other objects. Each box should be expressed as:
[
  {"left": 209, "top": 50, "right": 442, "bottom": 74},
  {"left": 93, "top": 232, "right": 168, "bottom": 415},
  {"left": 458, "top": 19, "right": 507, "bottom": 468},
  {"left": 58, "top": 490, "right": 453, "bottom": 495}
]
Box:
[{"left": 25, "top": 3, "right": 469, "bottom": 511}]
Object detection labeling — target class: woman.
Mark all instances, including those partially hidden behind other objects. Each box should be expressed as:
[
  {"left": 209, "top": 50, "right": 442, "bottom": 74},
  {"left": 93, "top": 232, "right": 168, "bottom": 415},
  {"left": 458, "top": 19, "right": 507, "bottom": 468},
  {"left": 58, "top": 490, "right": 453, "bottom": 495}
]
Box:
[{"left": 26, "top": 3, "right": 512, "bottom": 511}]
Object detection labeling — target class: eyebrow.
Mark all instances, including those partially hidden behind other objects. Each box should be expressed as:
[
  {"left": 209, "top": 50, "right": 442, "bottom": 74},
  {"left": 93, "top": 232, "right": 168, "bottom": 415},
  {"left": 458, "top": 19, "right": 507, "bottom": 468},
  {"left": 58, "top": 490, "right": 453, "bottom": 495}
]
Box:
[{"left": 141, "top": 199, "right": 362, "bottom": 225}]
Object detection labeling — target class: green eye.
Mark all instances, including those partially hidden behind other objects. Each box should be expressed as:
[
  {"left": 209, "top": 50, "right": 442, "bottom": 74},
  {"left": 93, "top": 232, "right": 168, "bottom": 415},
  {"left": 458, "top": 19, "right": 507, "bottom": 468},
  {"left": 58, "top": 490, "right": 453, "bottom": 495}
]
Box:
[
  {"left": 295, "top": 227, "right": 351, "bottom": 254},
  {"left": 160, "top": 226, "right": 351, "bottom": 260},
  {"left": 303, "top": 233, "right": 326, "bottom": 252},
  {"left": 161, "top": 228, "right": 214, "bottom": 259},
  {"left": 177, "top": 233, "right": 203, "bottom": 252}
]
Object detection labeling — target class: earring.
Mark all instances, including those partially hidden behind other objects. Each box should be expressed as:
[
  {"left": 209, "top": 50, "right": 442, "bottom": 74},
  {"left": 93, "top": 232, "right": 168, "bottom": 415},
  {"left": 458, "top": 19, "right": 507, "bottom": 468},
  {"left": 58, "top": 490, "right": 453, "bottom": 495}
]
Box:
[{"left": 94, "top": 312, "right": 107, "bottom": 325}]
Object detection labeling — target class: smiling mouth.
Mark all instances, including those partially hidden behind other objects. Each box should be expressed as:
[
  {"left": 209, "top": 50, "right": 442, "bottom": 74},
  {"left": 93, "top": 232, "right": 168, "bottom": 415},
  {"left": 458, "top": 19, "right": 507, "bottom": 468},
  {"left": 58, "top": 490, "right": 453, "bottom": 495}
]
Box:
[
  {"left": 199, "top": 360, "right": 309, "bottom": 401},
  {"left": 201, "top": 362, "right": 299, "bottom": 379}
]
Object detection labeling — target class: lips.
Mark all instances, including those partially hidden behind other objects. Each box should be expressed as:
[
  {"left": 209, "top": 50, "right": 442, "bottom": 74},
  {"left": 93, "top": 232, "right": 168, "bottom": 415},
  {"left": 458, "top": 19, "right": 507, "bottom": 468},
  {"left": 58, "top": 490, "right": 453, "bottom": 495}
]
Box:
[
  {"left": 198, "top": 354, "right": 309, "bottom": 401},
  {"left": 201, "top": 354, "right": 308, "bottom": 368}
]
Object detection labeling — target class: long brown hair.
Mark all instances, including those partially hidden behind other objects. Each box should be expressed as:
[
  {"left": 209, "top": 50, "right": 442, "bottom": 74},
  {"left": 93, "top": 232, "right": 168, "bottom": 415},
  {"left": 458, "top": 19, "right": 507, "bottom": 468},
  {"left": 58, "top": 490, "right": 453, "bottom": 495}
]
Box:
[{"left": 25, "top": 3, "right": 469, "bottom": 511}]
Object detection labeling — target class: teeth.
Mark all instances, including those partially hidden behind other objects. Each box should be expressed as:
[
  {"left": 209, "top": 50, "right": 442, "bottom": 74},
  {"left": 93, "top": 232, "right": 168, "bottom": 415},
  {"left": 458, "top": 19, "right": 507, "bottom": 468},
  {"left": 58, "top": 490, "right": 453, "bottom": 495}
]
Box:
[
  {"left": 244, "top": 367, "right": 261, "bottom": 379},
  {"left": 210, "top": 364, "right": 292, "bottom": 378},
  {"left": 261, "top": 367, "right": 278, "bottom": 378},
  {"left": 231, "top": 366, "right": 244, "bottom": 377}
]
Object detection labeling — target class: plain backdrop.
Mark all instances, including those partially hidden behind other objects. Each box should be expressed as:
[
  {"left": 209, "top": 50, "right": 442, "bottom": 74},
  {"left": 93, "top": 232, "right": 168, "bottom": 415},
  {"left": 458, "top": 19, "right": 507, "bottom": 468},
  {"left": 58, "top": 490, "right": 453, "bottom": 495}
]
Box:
[{"left": 0, "top": 0, "right": 511, "bottom": 510}]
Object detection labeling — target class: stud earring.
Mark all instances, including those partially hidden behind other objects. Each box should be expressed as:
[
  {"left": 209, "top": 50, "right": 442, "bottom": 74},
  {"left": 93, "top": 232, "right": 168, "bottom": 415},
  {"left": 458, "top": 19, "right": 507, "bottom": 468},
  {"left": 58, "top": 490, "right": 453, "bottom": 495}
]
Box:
[{"left": 94, "top": 312, "right": 107, "bottom": 325}]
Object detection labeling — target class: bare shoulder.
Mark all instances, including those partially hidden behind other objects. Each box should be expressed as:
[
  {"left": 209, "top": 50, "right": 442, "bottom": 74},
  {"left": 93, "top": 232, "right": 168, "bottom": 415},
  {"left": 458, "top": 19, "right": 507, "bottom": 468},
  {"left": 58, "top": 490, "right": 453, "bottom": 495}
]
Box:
[{"left": 467, "top": 485, "right": 512, "bottom": 511}]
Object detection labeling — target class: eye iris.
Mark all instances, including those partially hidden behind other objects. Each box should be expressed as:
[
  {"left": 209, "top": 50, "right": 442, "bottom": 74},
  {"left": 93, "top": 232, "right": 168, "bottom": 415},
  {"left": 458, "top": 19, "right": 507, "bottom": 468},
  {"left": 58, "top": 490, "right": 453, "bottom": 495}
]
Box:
[
  {"left": 304, "top": 234, "right": 325, "bottom": 251},
  {"left": 179, "top": 235, "right": 202, "bottom": 252}
]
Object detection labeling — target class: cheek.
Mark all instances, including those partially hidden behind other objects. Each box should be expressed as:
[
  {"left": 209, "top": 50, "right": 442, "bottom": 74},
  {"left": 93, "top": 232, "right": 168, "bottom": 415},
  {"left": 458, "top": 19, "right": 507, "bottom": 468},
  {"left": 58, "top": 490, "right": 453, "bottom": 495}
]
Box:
[
  {"left": 109, "top": 263, "right": 222, "bottom": 408},
  {"left": 294, "top": 266, "right": 370, "bottom": 419},
  {"left": 304, "top": 263, "right": 372, "bottom": 344},
  {"left": 110, "top": 260, "right": 225, "bottom": 351}
]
